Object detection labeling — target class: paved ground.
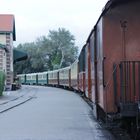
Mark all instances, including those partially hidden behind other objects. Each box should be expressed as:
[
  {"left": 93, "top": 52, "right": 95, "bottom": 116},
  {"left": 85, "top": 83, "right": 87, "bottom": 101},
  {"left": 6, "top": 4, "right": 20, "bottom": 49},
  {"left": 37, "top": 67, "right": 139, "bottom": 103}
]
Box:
[{"left": 0, "top": 85, "right": 115, "bottom": 140}]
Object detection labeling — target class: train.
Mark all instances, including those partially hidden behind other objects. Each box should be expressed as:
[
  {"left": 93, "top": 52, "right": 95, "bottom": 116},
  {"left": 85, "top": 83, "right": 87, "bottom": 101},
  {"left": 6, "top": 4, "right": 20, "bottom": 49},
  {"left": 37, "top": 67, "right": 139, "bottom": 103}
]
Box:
[{"left": 18, "top": 0, "right": 140, "bottom": 135}]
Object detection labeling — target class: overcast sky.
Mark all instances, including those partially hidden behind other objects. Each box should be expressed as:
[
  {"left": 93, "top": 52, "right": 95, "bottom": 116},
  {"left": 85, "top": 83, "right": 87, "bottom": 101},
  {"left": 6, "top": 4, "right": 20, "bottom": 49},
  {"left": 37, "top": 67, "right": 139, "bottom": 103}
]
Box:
[{"left": 0, "top": 0, "right": 108, "bottom": 50}]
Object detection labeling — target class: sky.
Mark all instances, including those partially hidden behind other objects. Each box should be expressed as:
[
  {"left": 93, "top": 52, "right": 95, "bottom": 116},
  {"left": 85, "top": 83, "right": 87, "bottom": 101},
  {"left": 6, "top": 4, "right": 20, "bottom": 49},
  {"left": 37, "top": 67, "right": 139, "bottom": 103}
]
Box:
[{"left": 0, "top": 0, "right": 108, "bottom": 50}]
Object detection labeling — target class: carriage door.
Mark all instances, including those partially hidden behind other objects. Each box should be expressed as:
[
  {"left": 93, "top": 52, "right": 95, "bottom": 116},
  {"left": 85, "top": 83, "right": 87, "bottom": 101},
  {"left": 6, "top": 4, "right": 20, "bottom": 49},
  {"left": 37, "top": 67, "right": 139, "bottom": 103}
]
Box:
[
  {"left": 95, "top": 20, "right": 104, "bottom": 111},
  {"left": 85, "top": 43, "right": 92, "bottom": 100}
]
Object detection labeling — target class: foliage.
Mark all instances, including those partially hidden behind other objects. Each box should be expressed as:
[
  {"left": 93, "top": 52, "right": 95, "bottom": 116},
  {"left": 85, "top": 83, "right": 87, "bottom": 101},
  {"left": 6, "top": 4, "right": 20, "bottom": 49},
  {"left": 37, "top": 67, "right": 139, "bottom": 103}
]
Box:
[
  {"left": 0, "top": 71, "right": 5, "bottom": 96},
  {"left": 14, "top": 28, "right": 78, "bottom": 74}
]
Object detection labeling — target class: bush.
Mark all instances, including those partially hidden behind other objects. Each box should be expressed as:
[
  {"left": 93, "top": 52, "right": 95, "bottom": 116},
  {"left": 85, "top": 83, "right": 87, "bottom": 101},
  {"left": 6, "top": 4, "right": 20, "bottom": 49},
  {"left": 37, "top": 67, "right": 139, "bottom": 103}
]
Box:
[{"left": 0, "top": 71, "right": 5, "bottom": 96}]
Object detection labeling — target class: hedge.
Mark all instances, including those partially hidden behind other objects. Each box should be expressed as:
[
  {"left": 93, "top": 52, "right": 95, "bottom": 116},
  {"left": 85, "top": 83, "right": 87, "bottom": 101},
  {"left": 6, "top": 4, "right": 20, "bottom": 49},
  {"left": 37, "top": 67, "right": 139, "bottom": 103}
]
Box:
[{"left": 0, "top": 71, "right": 5, "bottom": 96}]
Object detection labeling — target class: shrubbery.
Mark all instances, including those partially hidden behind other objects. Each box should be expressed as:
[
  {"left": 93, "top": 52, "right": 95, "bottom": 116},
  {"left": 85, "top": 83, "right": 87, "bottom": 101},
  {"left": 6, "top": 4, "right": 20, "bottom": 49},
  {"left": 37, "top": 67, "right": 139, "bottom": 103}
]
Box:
[{"left": 0, "top": 71, "right": 5, "bottom": 96}]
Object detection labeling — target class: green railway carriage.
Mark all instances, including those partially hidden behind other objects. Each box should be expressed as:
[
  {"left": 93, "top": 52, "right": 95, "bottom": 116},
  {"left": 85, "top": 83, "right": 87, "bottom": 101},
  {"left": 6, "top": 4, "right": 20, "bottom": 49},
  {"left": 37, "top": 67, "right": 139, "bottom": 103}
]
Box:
[
  {"left": 18, "top": 74, "right": 25, "bottom": 84},
  {"left": 38, "top": 72, "right": 48, "bottom": 85},
  {"left": 25, "top": 73, "right": 37, "bottom": 85}
]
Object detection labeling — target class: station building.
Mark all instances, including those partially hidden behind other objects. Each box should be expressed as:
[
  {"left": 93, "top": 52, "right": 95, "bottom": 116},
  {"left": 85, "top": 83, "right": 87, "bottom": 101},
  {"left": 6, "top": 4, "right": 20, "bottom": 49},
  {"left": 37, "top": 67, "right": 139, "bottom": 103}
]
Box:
[{"left": 0, "top": 14, "right": 16, "bottom": 90}]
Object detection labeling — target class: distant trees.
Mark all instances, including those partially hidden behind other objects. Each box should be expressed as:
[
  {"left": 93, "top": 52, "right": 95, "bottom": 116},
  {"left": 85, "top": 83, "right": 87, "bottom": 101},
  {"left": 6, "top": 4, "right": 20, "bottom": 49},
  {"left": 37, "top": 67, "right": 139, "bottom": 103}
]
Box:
[{"left": 14, "top": 28, "right": 78, "bottom": 74}]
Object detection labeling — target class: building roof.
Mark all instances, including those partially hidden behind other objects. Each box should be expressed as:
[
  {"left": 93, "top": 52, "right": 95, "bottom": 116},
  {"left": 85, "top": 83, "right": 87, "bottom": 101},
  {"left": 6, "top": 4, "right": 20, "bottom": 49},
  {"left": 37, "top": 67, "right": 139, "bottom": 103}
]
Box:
[
  {"left": 13, "top": 49, "right": 28, "bottom": 63},
  {"left": 0, "top": 14, "right": 16, "bottom": 41}
]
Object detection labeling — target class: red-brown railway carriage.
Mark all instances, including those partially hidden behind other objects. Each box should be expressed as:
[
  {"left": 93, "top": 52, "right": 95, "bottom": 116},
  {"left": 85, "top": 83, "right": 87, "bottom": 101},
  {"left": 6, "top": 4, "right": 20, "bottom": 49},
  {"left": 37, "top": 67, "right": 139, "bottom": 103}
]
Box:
[
  {"left": 48, "top": 70, "right": 59, "bottom": 86},
  {"left": 18, "top": 1, "right": 140, "bottom": 132},
  {"left": 59, "top": 66, "right": 71, "bottom": 88},
  {"left": 85, "top": 43, "right": 92, "bottom": 100},
  {"left": 86, "top": 0, "right": 140, "bottom": 120},
  {"left": 78, "top": 45, "right": 86, "bottom": 94},
  {"left": 70, "top": 60, "right": 78, "bottom": 91}
]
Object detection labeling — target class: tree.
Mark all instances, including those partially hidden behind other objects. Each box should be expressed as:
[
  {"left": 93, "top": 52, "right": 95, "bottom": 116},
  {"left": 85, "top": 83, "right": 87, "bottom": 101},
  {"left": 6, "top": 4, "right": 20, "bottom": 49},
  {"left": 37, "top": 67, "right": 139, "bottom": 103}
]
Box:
[
  {"left": 47, "top": 28, "right": 78, "bottom": 69},
  {"left": 14, "top": 28, "right": 78, "bottom": 74},
  {"left": 15, "top": 43, "right": 47, "bottom": 73}
]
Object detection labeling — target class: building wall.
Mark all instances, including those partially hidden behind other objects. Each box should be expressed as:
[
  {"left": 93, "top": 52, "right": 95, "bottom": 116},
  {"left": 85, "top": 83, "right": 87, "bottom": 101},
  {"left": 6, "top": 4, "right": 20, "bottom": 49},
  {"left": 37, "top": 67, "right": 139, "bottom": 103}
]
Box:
[
  {"left": 0, "top": 34, "right": 6, "bottom": 73},
  {"left": 0, "top": 49, "right": 6, "bottom": 71},
  {"left": 6, "top": 33, "right": 13, "bottom": 90},
  {"left": 0, "top": 33, "right": 14, "bottom": 90},
  {"left": 0, "top": 34, "right": 6, "bottom": 44},
  {"left": 0, "top": 49, "right": 6, "bottom": 73}
]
